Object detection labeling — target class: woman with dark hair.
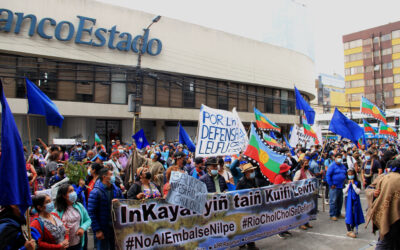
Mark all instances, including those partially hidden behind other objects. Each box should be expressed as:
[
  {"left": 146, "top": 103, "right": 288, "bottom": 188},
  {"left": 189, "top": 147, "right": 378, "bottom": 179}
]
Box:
[
  {"left": 87, "top": 163, "right": 104, "bottom": 200},
  {"left": 127, "top": 167, "right": 162, "bottom": 200},
  {"left": 30, "top": 194, "right": 69, "bottom": 249},
  {"left": 45, "top": 152, "right": 60, "bottom": 189},
  {"left": 55, "top": 184, "right": 91, "bottom": 250},
  {"left": 343, "top": 169, "right": 364, "bottom": 238}
]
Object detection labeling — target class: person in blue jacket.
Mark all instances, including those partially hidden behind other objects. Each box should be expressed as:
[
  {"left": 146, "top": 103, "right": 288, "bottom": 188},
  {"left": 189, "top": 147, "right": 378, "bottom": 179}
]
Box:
[
  {"left": 70, "top": 142, "right": 87, "bottom": 162},
  {"left": 326, "top": 153, "right": 347, "bottom": 221},
  {"left": 229, "top": 156, "right": 246, "bottom": 185},
  {"left": 88, "top": 168, "right": 122, "bottom": 250}
]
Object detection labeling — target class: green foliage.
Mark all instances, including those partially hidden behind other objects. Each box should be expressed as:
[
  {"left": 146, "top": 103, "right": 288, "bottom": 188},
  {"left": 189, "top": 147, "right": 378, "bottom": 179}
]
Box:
[{"left": 64, "top": 158, "right": 87, "bottom": 185}]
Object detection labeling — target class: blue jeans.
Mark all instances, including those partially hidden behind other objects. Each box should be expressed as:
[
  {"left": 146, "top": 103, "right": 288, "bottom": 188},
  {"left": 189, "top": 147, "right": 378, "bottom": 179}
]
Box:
[
  {"left": 329, "top": 187, "right": 343, "bottom": 217},
  {"left": 94, "top": 229, "right": 115, "bottom": 250}
]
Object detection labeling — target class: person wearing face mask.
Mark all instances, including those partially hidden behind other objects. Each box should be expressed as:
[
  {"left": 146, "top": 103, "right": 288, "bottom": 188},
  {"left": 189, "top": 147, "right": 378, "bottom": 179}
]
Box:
[
  {"left": 190, "top": 157, "right": 205, "bottom": 179},
  {"left": 127, "top": 167, "right": 162, "bottom": 200},
  {"left": 274, "top": 163, "right": 292, "bottom": 185},
  {"left": 31, "top": 194, "right": 69, "bottom": 249},
  {"left": 86, "top": 163, "right": 103, "bottom": 200},
  {"left": 70, "top": 142, "right": 87, "bottom": 162},
  {"left": 326, "top": 154, "right": 347, "bottom": 221},
  {"left": 200, "top": 157, "right": 228, "bottom": 193},
  {"left": 361, "top": 151, "right": 382, "bottom": 188},
  {"left": 343, "top": 169, "right": 364, "bottom": 238},
  {"left": 55, "top": 184, "right": 92, "bottom": 250},
  {"left": 88, "top": 168, "right": 122, "bottom": 250},
  {"left": 236, "top": 163, "right": 260, "bottom": 250},
  {"left": 293, "top": 156, "right": 314, "bottom": 230}
]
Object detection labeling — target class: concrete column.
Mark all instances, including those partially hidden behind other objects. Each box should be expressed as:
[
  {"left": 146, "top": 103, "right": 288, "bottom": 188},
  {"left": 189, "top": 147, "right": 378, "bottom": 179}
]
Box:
[
  {"left": 155, "top": 120, "right": 165, "bottom": 142},
  {"left": 48, "top": 126, "right": 60, "bottom": 145}
]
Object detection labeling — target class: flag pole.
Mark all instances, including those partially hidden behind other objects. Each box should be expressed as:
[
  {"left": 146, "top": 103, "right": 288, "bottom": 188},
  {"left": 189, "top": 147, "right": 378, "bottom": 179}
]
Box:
[
  {"left": 177, "top": 121, "right": 180, "bottom": 143},
  {"left": 25, "top": 210, "right": 32, "bottom": 240}
]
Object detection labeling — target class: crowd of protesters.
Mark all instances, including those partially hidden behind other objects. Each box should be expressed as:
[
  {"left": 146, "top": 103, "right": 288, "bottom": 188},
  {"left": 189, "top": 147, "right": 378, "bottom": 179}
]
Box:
[{"left": 0, "top": 135, "right": 399, "bottom": 250}]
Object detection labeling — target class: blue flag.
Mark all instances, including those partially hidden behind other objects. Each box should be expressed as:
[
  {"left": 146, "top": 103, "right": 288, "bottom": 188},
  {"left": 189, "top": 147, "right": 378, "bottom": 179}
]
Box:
[
  {"left": 295, "top": 86, "right": 315, "bottom": 125},
  {"left": 329, "top": 108, "right": 364, "bottom": 146},
  {"left": 283, "top": 135, "right": 295, "bottom": 156},
  {"left": 132, "top": 129, "right": 149, "bottom": 149},
  {"left": 178, "top": 123, "right": 196, "bottom": 152},
  {"left": 0, "top": 81, "right": 32, "bottom": 214},
  {"left": 269, "top": 131, "right": 277, "bottom": 139},
  {"left": 26, "top": 78, "right": 64, "bottom": 127}
]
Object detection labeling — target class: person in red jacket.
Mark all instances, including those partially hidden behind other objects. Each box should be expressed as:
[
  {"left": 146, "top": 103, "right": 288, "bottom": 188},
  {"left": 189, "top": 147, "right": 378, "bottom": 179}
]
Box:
[
  {"left": 274, "top": 163, "right": 292, "bottom": 185},
  {"left": 31, "top": 194, "right": 69, "bottom": 250}
]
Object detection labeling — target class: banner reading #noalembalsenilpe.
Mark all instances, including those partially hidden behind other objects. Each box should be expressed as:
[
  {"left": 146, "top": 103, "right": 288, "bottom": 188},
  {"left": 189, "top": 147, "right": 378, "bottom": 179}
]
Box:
[{"left": 112, "top": 178, "right": 318, "bottom": 250}]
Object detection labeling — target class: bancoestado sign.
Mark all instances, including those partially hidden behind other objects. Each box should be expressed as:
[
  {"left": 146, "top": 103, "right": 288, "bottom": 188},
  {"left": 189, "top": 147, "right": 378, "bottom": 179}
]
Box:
[{"left": 0, "top": 8, "right": 162, "bottom": 56}]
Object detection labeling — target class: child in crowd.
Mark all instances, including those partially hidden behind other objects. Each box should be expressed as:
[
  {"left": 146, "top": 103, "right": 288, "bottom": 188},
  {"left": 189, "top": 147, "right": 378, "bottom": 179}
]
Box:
[{"left": 343, "top": 169, "right": 365, "bottom": 238}]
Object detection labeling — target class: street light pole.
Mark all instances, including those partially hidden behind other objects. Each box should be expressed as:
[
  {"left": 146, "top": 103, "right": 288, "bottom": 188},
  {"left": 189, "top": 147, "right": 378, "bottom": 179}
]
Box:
[{"left": 132, "top": 15, "right": 161, "bottom": 134}]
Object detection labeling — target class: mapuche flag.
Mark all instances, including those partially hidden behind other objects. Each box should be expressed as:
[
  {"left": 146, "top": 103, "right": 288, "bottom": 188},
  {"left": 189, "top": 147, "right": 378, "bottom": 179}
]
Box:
[
  {"left": 243, "top": 124, "right": 286, "bottom": 182},
  {"left": 302, "top": 115, "right": 317, "bottom": 140},
  {"left": 360, "top": 97, "right": 387, "bottom": 124},
  {"left": 254, "top": 107, "right": 280, "bottom": 133},
  {"left": 379, "top": 124, "right": 397, "bottom": 138},
  {"left": 262, "top": 132, "right": 282, "bottom": 148},
  {"left": 363, "top": 119, "right": 377, "bottom": 135}
]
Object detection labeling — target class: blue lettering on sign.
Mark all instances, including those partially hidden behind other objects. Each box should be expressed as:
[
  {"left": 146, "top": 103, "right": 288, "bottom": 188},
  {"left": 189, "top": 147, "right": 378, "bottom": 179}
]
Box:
[{"left": 0, "top": 8, "right": 163, "bottom": 56}]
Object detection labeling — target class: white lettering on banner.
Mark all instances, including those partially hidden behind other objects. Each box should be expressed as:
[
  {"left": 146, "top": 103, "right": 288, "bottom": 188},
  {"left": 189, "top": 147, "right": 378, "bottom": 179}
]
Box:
[
  {"left": 196, "top": 105, "right": 248, "bottom": 157},
  {"left": 166, "top": 172, "right": 208, "bottom": 214}
]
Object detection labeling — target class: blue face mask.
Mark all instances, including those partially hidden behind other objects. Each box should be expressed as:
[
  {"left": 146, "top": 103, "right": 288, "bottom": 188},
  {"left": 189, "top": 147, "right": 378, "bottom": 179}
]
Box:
[
  {"left": 348, "top": 175, "right": 354, "bottom": 180},
  {"left": 87, "top": 169, "right": 91, "bottom": 176},
  {"left": 110, "top": 175, "right": 116, "bottom": 184},
  {"left": 69, "top": 191, "right": 77, "bottom": 203},
  {"left": 150, "top": 154, "right": 155, "bottom": 159},
  {"left": 366, "top": 155, "right": 371, "bottom": 160},
  {"left": 77, "top": 147, "right": 82, "bottom": 151},
  {"left": 38, "top": 149, "right": 42, "bottom": 154},
  {"left": 211, "top": 169, "right": 218, "bottom": 176},
  {"left": 45, "top": 202, "right": 54, "bottom": 213},
  {"left": 118, "top": 149, "right": 124, "bottom": 154},
  {"left": 336, "top": 158, "right": 342, "bottom": 164},
  {"left": 287, "top": 170, "right": 291, "bottom": 175},
  {"left": 31, "top": 208, "right": 37, "bottom": 214},
  {"left": 249, "top": 172, "right": 256, "bottom": 179}
]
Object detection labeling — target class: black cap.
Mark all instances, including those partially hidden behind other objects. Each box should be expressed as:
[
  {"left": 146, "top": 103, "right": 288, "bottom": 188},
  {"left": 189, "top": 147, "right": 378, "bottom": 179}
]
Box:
[
  {"left": 174, "top": 151, "right": 186, "bottom": 159},
  {"left": 205, "top": 157, "right": 218, "bottom": 166},
  {"left": 194, "top": 157, "right": 204, "bottom": 164}
]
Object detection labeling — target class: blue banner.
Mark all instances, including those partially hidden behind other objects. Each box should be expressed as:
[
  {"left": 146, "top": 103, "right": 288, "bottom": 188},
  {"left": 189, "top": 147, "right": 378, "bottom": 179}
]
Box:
[{"left": 112, "top": 178, "right": 318, "bottom": 249}]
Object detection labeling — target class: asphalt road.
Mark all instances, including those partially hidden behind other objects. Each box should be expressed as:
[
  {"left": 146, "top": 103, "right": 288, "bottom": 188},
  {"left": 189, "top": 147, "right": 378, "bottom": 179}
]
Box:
[{"left": 241, "top": 190, "right": 377, "bottom": 250}]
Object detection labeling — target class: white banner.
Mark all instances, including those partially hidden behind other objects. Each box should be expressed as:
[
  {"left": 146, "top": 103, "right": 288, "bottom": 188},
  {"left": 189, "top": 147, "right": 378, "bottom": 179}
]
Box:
[
  {"left": 53, "top": 138, "right": 76, "bottom": 145},
  {"left": 195, "top": 105, "right": 248, "bottom": 157},
  {"left": 289, "top": 124, "right": 314, "bottom": 148}
]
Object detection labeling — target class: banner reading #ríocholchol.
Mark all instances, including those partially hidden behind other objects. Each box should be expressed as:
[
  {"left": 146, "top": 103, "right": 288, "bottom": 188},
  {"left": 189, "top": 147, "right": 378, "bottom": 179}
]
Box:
[{"left": 112, "top": 178, "right": 318, "bottom": 250}]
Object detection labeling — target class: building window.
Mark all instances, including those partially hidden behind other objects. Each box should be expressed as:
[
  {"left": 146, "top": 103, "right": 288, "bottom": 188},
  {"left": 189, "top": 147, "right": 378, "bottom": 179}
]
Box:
[
  {"left": 363, "top": 38, "right": 372, "bottom": 45},
  {"left": 366, "top": 80, "right": 374, "bottom": 86},
  {"left": 183, "top": 81, "right": 195, "bottom": 108},
  {"left": 350, "top": 66, "right": 363, "bottom": 75},
  {"left": 393, "top": 44, "right": 400, "bottom": 53},
  {"left": 373, "top": 37, "right": 380, "bottom": 43},
  {"left": 383, "top": 76, "right": 393, "bottom": 84},
  {"left": 375, "top": 78, "right": 382, "bottom": 85},
  {"left": 273, "top": 89, "right": 280, "bottom": 113},
  {"left": 382, "top": 62, "right": 392, "bottom": 70},
  {"left": 365, "top": 66, "right": 374, "bottom": 72},
  {"left": 394, "top": 74, "right": 400, "bottom": 83},
  {"left": 384, "top": 91, "right": 393, "bottom": 98},
  {"left": 392, "top": 30, "right": 400, "bottom": 39},
  {"left": 218, "top": 82, "right": 228, "bottom": 110},
  {"left": 280, "top": 90, "right": 288, "bottom": 114},
  {"left": 394, "top": 59, "right": 400, "bottom": 68},
  {"left": 395, "top": 88, "right": 400, "bottom": 97},
  {"left": 374, "top": 65, "right": 380, "bottom": 71},
  {"left": 374, "top": 50, "right": 380, "bottom": 57},
  {"left": 381, "top": 48, "right": 392, "bottom": 56},
  {"left": 381, "top": 34, "right": 391, "bottom": 42},
  {"left": 111, "top": 72, "right": 127, "bottom": 104},
  {"left": 363, "top": 52, "right": 372, "bottom": 59}
]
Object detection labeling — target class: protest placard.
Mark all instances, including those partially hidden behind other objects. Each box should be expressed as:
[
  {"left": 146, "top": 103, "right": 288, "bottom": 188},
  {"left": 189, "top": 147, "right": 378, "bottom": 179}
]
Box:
[
  {"left": 166, "top": 171, "right": 208, "bottom": 214},
  {"left": 195, "top": 105, "right": 248, "bottom": 157},
  {"left": 113, "top": 178, "right": 318, "bottom": 249},
  {"left": 289, "top": 124, "right": 315, "bottom": 148},
  {"left": 53, "top": 138, "right": 76, "bottom": 145}
]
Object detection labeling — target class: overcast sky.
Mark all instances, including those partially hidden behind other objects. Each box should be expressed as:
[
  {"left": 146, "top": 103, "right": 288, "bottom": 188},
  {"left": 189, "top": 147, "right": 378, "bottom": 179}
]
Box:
[{"left": 99, "top": 0, "right": 400, "bottom": 78}]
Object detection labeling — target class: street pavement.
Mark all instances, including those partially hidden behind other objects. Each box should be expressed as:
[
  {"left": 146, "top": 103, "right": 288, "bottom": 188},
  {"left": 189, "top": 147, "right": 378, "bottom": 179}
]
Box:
[{"left": 242, "top": 190, "right": 377, "bottom": 250}]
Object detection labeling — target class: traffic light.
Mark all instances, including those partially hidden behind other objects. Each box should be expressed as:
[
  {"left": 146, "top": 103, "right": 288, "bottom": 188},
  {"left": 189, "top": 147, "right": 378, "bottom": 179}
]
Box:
[{"left": 396, "top": 117, "right": 399, "bottom": 126}]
